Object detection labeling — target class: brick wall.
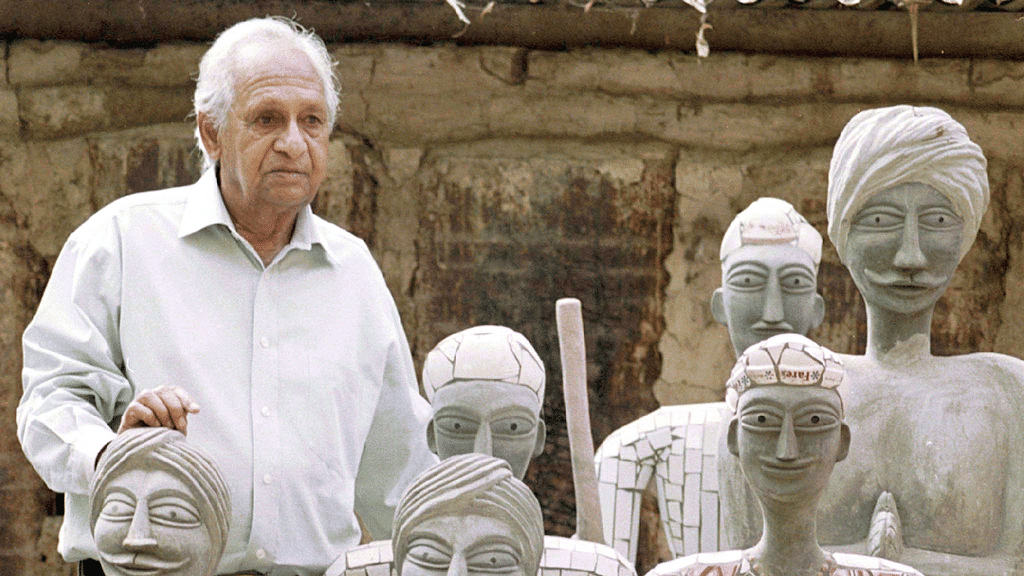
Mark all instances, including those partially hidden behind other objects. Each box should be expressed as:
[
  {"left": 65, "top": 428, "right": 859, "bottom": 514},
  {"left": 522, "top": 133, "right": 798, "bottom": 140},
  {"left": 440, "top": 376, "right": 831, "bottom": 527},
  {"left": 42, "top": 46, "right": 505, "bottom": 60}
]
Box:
[{"left": 2, "top": 38, "right": 1023, "bottom": 575}]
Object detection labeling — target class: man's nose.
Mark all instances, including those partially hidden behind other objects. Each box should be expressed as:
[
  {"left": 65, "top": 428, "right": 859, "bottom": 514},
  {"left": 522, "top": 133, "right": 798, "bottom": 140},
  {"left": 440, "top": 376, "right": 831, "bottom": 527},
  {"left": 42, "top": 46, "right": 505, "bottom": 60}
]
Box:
[
  {"left": 775, "top": 413, "right": 799, "bottom": 461},
  {"left": 473, "top": 424, "right": 494, "bottom": 456},
  {"left": 122, "top": 500, "right": 158, "bottom": 550},
  {"left": 893, "top": 217, "right": 927, "bottom": 270},
  {"left": 761, "top": 277, "right": 786, "bottom": 324},
  {"left": 273, "top": 119, "right": 306, "bottom": 158}
]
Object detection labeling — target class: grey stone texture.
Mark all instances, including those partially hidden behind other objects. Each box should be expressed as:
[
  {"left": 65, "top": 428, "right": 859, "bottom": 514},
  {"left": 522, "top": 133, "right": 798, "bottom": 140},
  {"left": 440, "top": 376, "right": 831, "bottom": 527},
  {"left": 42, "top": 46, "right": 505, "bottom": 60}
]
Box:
[{"left": 2, "top": 38, "right": 1023, "bottom": 575}]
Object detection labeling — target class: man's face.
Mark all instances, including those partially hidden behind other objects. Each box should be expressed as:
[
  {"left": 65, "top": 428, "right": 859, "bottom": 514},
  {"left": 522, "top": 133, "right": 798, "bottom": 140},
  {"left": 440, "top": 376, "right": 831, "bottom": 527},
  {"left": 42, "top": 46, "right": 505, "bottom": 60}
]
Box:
[
  {"left": 428, "top": 381, "right": 545, "bottom": 480},
  {"left": 200, "top": 42, "right": 330, "bottom": 219},
  {"left": 400, "top": 514, "right": 529, "bottom": 576},
  {"left": 844, "top": 183, "right": 963, "bottom": 315},
  {"left": 728, "top": 386, "right": 849, "bottom": 505},
  {"left": 713, "top": 243, "right": 824, "bottom": 357},
  {"left": 94, "top": 468, "right": 215, "bottom": 576}
]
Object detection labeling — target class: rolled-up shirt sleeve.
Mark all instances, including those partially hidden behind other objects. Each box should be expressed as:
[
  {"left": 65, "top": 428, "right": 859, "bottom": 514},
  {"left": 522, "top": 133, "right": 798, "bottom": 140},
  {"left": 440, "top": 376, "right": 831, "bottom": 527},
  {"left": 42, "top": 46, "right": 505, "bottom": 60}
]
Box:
[{"left": 17, "top": 215, "right": 133, "bottom": 495}]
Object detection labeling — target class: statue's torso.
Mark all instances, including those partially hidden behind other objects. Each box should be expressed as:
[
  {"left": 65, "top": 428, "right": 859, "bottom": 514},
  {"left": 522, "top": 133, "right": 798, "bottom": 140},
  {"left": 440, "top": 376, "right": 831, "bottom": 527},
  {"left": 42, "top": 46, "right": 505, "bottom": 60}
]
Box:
[{"left": 816, "top": 353, "right": 1021, "bottom": 555}]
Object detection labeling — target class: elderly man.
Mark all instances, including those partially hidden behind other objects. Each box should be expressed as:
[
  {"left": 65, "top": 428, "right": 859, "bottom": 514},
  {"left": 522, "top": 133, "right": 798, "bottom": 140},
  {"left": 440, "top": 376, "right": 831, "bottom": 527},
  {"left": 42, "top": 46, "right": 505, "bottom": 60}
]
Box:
[
  {"left": 721, "top": 105, "right": 1024, "bottom": 576},
  {"left": 17, "top": 16, "right": 437, "bottom": 576}
]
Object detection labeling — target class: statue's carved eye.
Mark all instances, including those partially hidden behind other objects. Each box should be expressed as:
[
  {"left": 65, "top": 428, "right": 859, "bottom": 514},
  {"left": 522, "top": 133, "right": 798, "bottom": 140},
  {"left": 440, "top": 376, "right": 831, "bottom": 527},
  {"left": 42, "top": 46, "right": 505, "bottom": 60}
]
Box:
[
  {"left": 811, "top": 415, "right": 820, "bottom": 424},
  {"left": 757, "top": 415, "right": 766, "bottom": 424},
  {"left": 407, "top": 541, "right": 452, "bottom": 570},
  {"left": 436, "top": 416, "right": 479, "bottom": 436},
  {"left": 491, "top": 416, "right": 535, "bottom": 437},
  {"left": 149, "top": 498, "right": 201, "bottom": 528},
  {"left": 467, "top": 545, "right": 522, "bottom": 572},
  {"left": 99, "top": 495, "right": 136, "bottom": 521}
]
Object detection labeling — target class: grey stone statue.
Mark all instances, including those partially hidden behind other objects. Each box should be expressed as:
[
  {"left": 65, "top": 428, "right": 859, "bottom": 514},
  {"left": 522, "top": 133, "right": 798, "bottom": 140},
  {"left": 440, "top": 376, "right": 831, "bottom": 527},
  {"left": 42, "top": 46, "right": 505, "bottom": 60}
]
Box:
[
  {"left": 721, "top": 105, "right": 1024, "bottom": 576},
  {"left": 647, "top": 334, "right": 922, "bottom": 576},
  {"left": 595, "top": 197, "right": 825, "bottom": 561},
  {"left": 392, "top": 453, "right": 545, "bottom": 576},
  {"left": 90, "top": 427, "right": 231, "bottom": 576},
  {"left": 422, "top": 325, "right": 546, "bottom": 480}
]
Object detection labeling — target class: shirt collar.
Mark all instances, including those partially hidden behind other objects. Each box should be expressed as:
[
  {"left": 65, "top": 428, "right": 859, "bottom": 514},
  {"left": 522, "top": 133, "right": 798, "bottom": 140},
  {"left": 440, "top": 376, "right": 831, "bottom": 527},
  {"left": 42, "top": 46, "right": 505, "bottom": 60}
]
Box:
[{"left": 178, "top": 169, "right": 338, "bottom": 264}]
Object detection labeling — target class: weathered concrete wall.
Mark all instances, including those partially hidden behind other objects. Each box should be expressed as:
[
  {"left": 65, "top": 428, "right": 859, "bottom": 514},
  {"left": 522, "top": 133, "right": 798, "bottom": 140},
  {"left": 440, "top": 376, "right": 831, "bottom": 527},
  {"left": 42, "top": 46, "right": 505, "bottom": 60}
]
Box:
[{"left": 2, "top": 38, "right": 1024, "bottom": 575}]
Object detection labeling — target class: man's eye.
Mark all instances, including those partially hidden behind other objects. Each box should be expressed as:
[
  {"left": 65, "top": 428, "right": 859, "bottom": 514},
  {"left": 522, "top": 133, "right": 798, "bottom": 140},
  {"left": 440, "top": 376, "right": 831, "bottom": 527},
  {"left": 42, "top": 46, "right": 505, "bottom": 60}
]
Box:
[
  {"left": 99, "top": 496, "right": 135, "bottom": 520},
  {"left": 853, "top": 209, "right": 903, "bottom": 230},
  {"left": 149, "top": 501, "right": 201, "bottom": 527},
  {"left": 435, "top": 416, "right": 479, "bottom": 436},
  {"left": 727, "top": 272, "right": 767, "bottom": 290},
  {"left": 491, "top": 416, "right": 534, "bottom": 437},
  {"left": 467, "top": 548, "right": 521, "bottom": 572},
  {"left": 918, "top": 209, "right": 961, "bottom": 231},
  {"left": 407, "top": 543, "right": 452, "bottom": 569}
]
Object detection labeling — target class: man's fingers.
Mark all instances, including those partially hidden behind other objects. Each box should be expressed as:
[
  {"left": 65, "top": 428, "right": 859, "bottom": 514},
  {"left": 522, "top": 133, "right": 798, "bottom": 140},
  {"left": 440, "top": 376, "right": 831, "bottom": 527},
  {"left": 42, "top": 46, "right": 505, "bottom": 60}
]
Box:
[
  {"left": 170, "top": 387, "right": 201, "bottom": 414},
  {"left": 119, "top": 403, "right": 160, "bottom": 432},
  {"left": 153, "top": 387, "right": 190, "bottom": 430},
  {"left": 118, "top": 386, "right": 200, "bottom": 435}
]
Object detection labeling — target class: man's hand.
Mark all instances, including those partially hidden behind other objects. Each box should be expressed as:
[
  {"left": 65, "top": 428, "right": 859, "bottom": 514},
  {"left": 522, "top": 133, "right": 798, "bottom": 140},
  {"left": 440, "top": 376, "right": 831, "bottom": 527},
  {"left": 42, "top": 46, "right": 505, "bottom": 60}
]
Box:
[{"left": 118, "top": 385, "right": 200, "bottom": 434}]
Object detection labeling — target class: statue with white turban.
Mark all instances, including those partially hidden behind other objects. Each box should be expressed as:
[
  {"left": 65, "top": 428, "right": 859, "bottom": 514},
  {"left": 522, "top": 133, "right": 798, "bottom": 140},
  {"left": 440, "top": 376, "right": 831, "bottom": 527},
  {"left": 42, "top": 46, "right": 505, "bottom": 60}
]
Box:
[
  {"left": 720, "top": 105, "right": 1024, "bottom": 576},
  {"left": 647, "top": 334, "right": 923, "bottom": 576},
  {"left": 90, "top": 427, "right": 231, "bottom": 576}
]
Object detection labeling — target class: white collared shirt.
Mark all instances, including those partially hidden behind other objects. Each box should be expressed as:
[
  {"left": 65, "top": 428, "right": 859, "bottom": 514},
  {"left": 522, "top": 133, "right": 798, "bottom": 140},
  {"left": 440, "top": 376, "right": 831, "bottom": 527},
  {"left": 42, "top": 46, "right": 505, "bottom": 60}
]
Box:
[{"left": 18, "top": 169, "right": 438, "bottom": 576}]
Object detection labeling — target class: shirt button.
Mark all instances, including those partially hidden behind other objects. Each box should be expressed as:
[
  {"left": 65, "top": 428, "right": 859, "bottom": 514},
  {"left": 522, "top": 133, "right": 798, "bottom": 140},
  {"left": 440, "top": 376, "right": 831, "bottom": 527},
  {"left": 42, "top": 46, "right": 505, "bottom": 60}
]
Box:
[
  {"left": 261, "top": 406, "right": 271, "bottom": 417},
  {"left": 259, "top": 337, "right": 270, "bottom": 348},
  {"left": 256, "top": 548, "right": 267, "bottom": 560},
  {"left": 263, "top": 473, "right": 273, "bottom": 485}
]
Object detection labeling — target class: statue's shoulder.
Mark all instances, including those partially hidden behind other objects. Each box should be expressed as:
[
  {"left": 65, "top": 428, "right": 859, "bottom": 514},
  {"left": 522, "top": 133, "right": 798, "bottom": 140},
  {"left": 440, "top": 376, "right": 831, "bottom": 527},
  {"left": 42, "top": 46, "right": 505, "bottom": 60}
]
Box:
[
  {"left": 643, "top": 550, "right": 744, "bottom": 576},
  {"left": 832, "top": 553, "right": 924, "bottom": 576},
  {"left": 957, "top": 351, "right": 1024, "bottom": 385}
]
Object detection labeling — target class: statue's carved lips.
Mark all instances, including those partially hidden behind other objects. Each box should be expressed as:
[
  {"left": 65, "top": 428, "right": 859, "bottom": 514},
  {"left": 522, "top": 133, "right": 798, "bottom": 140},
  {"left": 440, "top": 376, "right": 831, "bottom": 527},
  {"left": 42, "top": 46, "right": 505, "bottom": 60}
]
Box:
[
  {"left": 751, "top": 323, "right": 794, "bottom": 337},
  {"left": 103, "top": 554, "right": 190, "bottom": 575},
  {"left": 758, "top": 457, "right": 815, "bottom": 476},
  {"left": 863, "top": 269, "right": 946, "bottom": 291}
]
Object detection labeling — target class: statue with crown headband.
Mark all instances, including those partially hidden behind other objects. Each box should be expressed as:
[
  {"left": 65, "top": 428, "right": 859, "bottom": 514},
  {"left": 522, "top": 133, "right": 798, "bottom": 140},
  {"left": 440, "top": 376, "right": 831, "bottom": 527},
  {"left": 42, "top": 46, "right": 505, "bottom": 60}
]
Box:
[
  {"left": 647, "top": 334, "right": 923, "bottom": 576},
  {"left": 595, "top": 198, "right": 827, "bottom": 562},
  {"left": 720, "top": 105, "right": 1024, "bottom": 576}
]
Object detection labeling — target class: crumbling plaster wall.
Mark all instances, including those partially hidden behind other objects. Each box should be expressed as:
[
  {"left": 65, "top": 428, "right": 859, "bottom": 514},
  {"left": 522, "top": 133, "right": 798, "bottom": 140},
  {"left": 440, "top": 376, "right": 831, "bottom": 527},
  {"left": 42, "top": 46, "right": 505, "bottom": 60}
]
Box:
[{"left": 1, "top": 38, "right": 1023, "bottom": 575}]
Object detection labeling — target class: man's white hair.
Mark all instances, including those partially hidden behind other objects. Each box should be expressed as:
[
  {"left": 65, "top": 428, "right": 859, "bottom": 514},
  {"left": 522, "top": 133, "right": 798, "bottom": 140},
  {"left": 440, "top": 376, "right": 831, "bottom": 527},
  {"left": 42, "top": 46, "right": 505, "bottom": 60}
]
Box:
[{"left": 193, "top": 16, "right": 340, "bottom": 170}]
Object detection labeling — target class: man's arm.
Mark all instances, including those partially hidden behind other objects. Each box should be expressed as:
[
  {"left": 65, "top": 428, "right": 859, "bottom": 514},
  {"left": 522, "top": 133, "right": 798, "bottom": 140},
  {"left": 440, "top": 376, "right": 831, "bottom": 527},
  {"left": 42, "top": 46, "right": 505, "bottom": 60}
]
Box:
[
  {"left": 16, "top": 220, "right": 133, "bottom": 495},
  {"left": 353, "top": 302, "right": 438, "bottom": 540}
]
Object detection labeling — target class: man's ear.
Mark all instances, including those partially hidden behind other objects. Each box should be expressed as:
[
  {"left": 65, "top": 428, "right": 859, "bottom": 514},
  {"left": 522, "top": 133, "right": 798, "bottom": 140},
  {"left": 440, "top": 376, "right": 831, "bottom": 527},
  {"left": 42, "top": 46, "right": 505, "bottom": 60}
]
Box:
[
  {"left": 712, "top": 288, "right": 728, "bottom": 327},
  {"left": 836, "top": 423, "right": 851, "bottom": 463},
  {"left": 532, "top": 419, "right": 547, "bottom": 457},
  {"left": 426, "top": 421, "right": 438, "bottom": 455},
  {"left": 811, "top": 293, "right": 826, "bottom": 330},
  {"left": 196, "top": 112, "right": 222, "bottom": 163},
  {"left": 727, "top": 418, "right": 740, "bottom": 457}
]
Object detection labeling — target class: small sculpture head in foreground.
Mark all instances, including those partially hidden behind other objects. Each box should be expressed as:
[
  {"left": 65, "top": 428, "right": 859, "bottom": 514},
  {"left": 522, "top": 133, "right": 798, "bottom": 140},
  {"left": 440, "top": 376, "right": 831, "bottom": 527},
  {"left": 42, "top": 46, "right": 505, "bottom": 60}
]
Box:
[
  {"left": 422, "top": 326, "right": 546, "bottom": 479},
  {"left": 392, "top": 453, "right": 545, "bottom": 576},
  {"left": 827, "top": 105, "right": 988, "bottom": 323},
  {"left": 713, "top": 198, "right": 824, "bottom": 357},
  {"left": 90, "top": 427, "right": 231, "bottom": 576},
  {"left": 726, "top": 333, "right": 849, "bottom": 574}
]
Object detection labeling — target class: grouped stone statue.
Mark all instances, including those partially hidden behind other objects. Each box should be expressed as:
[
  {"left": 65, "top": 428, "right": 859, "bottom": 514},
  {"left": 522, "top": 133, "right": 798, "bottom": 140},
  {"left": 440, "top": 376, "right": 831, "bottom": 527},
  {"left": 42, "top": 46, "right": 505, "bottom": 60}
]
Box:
[
  {"left": 647, "top": 334, "right": 922, "bottom": 576},
  {"left": 421, "top": 325, "right": 547, "bottom": 480},
  {"left": 720, "top": 105, "right": 1024, "bottom": 576},
  {"left": 393, "top": 454, "right": 545, "bottom": 576},
  {"left": 89, "top": 427, "right": 231, "bottom": 576},
  {"left": 594, "top": 198, "right": 825, "bottom": 561}
]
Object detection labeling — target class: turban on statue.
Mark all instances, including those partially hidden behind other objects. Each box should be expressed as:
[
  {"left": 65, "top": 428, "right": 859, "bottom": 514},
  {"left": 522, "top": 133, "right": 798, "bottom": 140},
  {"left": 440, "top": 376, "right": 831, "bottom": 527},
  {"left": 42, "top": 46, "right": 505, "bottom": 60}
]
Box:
[
  {"left": 90, "top": 427, "right": 231, "bottom": 561},
  {"left": 725, "top": 333, "right": 845, "bottom": 415},
  {"left": 392, "top": 453, "right": 544, "bottom": 576},
  {"left": 720, "top": 197, "right": 822, "bottom": 272},
  {"left": 827, "top": 105, "right": 989, "bottom": 265}
]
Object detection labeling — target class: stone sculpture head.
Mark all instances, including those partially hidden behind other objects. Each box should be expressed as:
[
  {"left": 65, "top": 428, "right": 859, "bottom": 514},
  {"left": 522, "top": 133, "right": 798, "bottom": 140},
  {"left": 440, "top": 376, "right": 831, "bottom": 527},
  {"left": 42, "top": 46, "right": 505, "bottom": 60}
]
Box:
[
  {"left": 392, "top": 453, "right": 545, "bottom": 576},
  {"left": 712, "top": 198, "right": 825, "bottom": 357},
  {"left": 725, "top": 333, "right": 849, "bottom": 507},
  {"left": 827, "top": 105, "right": 989, "bottom": 316},
  {"left": 90, "top": 427, "right": 231, "bottom": 576},
  {"left": 422, "top": 326, "right": 546, "bottom": 479}
]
